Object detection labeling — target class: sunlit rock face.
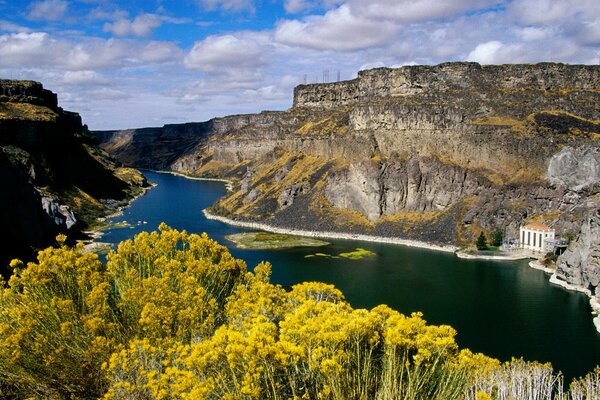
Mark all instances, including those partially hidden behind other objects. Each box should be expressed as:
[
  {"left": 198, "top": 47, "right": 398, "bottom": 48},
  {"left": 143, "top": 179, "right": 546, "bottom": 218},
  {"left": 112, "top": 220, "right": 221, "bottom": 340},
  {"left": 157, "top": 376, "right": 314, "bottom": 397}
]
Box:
[{"left": 95, "top": 62, "right": 600, "bottom": 246}]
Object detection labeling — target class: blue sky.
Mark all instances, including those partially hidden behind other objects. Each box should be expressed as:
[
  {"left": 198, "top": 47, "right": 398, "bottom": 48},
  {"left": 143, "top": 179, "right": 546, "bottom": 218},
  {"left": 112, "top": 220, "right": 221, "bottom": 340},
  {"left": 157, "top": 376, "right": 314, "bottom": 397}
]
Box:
[{"left": 1, "top": 0, "right": 599, "bottom": 130}]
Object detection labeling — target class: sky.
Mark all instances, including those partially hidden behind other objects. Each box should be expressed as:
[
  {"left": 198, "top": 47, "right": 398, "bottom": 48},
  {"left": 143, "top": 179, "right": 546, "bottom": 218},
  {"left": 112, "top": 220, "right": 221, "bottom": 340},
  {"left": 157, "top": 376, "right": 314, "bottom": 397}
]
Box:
[{"left": 0, "top": 0, "right": 599, "bottom": 130}]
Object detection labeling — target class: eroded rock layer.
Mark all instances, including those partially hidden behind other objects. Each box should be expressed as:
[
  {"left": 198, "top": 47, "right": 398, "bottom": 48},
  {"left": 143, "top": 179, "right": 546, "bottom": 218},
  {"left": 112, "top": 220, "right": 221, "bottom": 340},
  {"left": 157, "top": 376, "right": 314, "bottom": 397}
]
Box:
[{"left": 95, "top": 62, "right": 600, "bottom": 267}]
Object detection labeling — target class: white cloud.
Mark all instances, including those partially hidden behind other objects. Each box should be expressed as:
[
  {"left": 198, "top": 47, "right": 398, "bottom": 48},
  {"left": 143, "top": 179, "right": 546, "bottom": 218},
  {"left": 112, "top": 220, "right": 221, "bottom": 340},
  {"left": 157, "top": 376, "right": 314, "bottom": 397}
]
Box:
[
  {"left": 27, "top": 0, "right": 68, "bottom": 21},
  {"left": 87, "top": 7, "right": 129, "bottom": 22},
  {"left": 580, "top": 20, "right": 600, "bottom": 46},
  {"left": 103, "top": 14, "right": 161, "bottom": 37},
  {"left": 348, "top": 0, "right": 498, "bottom": 23},
  {"left": 0, "top": 32, "right": 180, "bottom": 70},
  {"left": 516, "top": 27, "right": 551, "bottom": 42},
  {"left": 284, "top": 0, "right": 313, "bottom": 13},
  {"left": 0, "top": 20, "right": 31, "bottom": 33},
  {"left": 466, "top": 41, "right": 526, "bottom": 64},
  {"left": 198, "top": 0, "right": 255, "bottom": 13},
  {"left": 87, "top": 87, "right": 130, "bottom": 100},
  {"left": 275, "top": 5, "right": 396, "bottom": 51},
  {"left": 284, "top": 0, "right": 343, "bottom": 13},
  {"left": 138, "top": 41, "right": 183, "bottom": 63},
  {"left": 509, "top": 0, "right": 600, "bottom": 26},
  {"left": 62, "top": 70, "right": 107, "bottom": 85},
  {"left": 184, "top": 34, "right": 266, "bottom": 74}
]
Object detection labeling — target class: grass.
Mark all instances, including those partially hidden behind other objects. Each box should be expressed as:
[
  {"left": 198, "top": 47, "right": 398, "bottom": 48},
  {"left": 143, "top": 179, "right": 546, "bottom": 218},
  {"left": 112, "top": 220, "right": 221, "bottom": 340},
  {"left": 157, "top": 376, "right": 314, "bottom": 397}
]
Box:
[
  {"left": 0, "top": 102, "right": 57, "bottom": 121},
  {"left": 305, "top": 247, "right": 376, "bottom": 260},
  {"left": 224, "top": 232, "right": 329, "bottom": 250}
]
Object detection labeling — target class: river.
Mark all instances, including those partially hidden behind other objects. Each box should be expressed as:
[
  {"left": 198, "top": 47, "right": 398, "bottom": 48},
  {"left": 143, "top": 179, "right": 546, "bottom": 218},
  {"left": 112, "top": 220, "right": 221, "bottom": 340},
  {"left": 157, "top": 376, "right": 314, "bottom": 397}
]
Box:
[{"left": 98, "top": 170, "right": 600, "bottom": 382}]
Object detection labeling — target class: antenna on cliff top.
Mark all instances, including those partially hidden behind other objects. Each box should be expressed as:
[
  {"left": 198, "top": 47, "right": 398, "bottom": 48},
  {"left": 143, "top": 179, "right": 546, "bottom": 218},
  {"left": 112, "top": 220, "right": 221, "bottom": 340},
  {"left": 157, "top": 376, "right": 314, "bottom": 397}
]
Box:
[
  {"left": 337, "top": 70, "right": 340, "bottom": 82},
  {"left": 323, "top": 70, "right": 329, "bottom": 83},
  {"left": 303, "top": 74, "right": 307, "bottom": 84}
]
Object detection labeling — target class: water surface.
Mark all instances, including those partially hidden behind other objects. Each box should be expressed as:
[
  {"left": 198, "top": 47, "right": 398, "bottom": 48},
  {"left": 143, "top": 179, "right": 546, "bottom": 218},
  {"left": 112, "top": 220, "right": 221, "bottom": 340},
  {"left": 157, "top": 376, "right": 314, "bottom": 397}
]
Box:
[{"left": 99, "top": 171, "right": 600, "bottom": 382}]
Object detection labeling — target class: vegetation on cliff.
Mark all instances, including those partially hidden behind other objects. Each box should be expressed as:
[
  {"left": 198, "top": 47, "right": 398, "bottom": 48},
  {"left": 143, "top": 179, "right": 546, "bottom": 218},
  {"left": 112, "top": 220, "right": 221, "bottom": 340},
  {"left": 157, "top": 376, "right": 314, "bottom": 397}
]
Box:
[
  {"left": 1, "top": 225, "right": 599, "bottom": 399},
  {"left": 96, "top": 63, "right": 600, "bottom": 253},
  {"left": 0, "top": 79, "right": 149, "bottom": 271}
]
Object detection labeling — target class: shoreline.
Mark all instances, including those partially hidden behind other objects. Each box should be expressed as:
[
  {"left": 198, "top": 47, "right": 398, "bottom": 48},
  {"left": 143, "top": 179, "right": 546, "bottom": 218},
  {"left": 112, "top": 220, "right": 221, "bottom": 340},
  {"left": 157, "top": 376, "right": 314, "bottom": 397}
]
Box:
[
  {"left": 528, "top": 260, "right": 556, "bottom": 274},
  {"left": 150, "top": 169, "right": 234, "bottom": 191},
  {"left": 456, "top": 249, "right": 534, "bottom": 261},
  {"left": 545, "top": 269, "right": 600, "bottom": 333},
  {"left": 80, "top": 182, "right": 155, "bottom": 246},
  {"left": 203, "top": 209, "right": 458, "bottom": 253}
]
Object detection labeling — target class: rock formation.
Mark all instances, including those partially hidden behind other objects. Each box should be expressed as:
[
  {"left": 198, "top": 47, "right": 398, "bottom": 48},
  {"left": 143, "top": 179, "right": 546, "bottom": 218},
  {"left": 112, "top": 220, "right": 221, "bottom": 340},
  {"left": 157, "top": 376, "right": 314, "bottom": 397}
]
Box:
[
  {"left": 95, "top": 62, "right": 600, "bottom": 249},
  {"left": 555, "top": 204, "right": 600, "bottom": 295},
  {"left": 0, "top": 80, "right": 149, "bottom": 271}
]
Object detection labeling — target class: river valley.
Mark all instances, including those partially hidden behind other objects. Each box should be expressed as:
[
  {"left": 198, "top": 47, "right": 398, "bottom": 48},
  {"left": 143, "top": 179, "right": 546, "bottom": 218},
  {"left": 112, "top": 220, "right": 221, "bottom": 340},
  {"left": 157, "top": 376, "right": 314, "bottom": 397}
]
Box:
[{"left": 97, "top": 170, "right": 600, "bottom": 382}]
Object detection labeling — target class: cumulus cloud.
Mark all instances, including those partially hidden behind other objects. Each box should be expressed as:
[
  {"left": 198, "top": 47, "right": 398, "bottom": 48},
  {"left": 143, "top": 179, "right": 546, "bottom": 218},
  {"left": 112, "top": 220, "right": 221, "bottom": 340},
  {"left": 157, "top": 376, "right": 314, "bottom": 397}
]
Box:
[
  {"left": 509, "top": 0, "right": 600, "bottom": 26},
  {"left": 275, "top": 5, "right": 396, "bottom": 51},
  {"left": 198, "top": 0, "right": 255, "bottom": 13},
  {"left": 348, "top": 0, "right": 499, "bottom": 23},
  {"left": 62, "top": 70, "right": 108, "bottom": 85},
  {"left": 0, "top": 20, "right": 31, "bottom": 33},
  {"left": 184, "top": 34, "right": 266, "bottom": 74},
  {"left": 284, "top": 0, "right": 313, "bottom": 13},
  {"left": 138, "top": 41, "right": 183, "bottom": 63},
  {"left": 103, "top": 14, "right": 161, "bottom": 37},
  {"left": 0, "top": 31, "right": 180, "bottom": 70},
  {"left": 466, "top": 41, "right": 527, "bottom": 64},
  {"left": 26, "top": 0, "right": 68, "bottom": 21}
]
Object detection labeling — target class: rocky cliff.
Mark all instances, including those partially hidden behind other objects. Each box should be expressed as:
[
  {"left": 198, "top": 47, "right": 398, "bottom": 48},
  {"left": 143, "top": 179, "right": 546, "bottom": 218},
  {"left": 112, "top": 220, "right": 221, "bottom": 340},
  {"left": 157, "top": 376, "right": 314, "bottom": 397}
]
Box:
[
  {"left": 95, "top": 62, "right": 600, "bottom": 251},
  {"left": 0, "top": 80, "right": 149, "bottom": 271}
]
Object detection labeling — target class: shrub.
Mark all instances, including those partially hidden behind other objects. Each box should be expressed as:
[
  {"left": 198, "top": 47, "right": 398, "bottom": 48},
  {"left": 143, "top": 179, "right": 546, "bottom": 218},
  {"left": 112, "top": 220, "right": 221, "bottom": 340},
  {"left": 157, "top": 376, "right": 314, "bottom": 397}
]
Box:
[
  {"left": 476, "top": 232, "right": 488, "bottom": 250},
  {"left": 1, "top": 226, "right": 598, "bottom": 399}
]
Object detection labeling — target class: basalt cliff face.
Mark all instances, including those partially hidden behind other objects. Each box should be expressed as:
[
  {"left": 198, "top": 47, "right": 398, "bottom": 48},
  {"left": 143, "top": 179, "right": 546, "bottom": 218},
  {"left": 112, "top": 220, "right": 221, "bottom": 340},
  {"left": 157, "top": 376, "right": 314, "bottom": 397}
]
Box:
[
  {"left": 0, "top": 80, "right": 148, "bottom": 270},
  {"left": 96, "top": 62, "right": 600, "bottom": 256}
]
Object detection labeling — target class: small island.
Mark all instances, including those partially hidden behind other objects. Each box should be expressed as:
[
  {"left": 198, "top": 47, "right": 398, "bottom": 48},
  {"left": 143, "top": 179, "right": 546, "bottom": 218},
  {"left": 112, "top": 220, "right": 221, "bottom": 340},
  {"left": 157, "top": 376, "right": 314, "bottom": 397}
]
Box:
[{"left": 224, "top": 232, "right": 329, "bottom": 250}]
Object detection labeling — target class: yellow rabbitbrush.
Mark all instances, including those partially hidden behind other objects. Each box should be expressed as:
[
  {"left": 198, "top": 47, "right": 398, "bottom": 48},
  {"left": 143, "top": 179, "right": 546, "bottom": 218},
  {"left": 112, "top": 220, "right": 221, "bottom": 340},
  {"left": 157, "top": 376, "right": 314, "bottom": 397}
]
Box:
[{"left": 0, "top": 225, "right": 599, "bottom": 399}]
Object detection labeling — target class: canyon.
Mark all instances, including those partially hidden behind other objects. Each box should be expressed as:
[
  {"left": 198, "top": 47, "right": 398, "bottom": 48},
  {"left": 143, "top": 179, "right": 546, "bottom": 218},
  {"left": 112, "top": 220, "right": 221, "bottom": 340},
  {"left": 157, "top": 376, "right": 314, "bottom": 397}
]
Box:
[{"left": 95, "top": 62, "right": 600, "bottom": 295}]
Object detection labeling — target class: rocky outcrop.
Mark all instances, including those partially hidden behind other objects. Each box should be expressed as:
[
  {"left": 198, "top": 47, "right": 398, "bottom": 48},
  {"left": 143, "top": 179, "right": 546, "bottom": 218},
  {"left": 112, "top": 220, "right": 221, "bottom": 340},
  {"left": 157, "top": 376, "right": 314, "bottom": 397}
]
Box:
[
  {"left": 0, "top": 80, "right": 149, "bottom": 272},
  {"left": 548, "top": 147, "right": 600, "bottom": 190},
  {"left": 95, "top": 62, "right": 600, "bottom": 247},
  {"left": 555, "top": 205, "right": 600, "bottom": 295}
]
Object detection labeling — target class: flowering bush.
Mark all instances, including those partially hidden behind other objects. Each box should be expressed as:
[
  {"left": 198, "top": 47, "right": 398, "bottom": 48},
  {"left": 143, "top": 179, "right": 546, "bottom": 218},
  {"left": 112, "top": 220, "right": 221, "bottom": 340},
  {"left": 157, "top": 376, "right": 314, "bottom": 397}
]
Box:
[{"left": 0, "top": 226, "right": 597, "bottom": 399}]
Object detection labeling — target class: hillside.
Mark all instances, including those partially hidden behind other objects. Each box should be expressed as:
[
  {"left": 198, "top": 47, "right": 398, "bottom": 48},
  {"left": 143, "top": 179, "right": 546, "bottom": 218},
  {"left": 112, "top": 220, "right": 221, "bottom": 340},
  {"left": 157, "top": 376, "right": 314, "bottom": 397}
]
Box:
[
  {"left": 0, "top": 79, "right": 149, "bottom": 270},
  {"left": 95, "top": 62, "right": 600, "bottom": 290}
]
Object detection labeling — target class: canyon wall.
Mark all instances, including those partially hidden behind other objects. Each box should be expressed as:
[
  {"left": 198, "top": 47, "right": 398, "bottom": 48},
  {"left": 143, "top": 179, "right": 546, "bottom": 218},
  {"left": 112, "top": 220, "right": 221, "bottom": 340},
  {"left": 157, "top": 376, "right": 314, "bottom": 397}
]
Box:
[
  {"left": 0, "top": 80, "right": 148, "bottom": 271},
  {"left": 96, "top": 62, "right": 600, "bottom": 263}
]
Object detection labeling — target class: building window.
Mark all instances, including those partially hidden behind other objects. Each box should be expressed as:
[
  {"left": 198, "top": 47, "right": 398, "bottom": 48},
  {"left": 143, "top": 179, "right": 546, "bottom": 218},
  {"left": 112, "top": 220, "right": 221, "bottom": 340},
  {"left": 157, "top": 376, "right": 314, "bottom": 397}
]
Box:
[
  {"left": 528, "top": 231, "right": 530, "bottom": 245},
  {"left": 533, "top": 232, "right": 536, "bottom": 247},
  {"left": 522, "top": 231, "right": 525, "bottom": 244}
]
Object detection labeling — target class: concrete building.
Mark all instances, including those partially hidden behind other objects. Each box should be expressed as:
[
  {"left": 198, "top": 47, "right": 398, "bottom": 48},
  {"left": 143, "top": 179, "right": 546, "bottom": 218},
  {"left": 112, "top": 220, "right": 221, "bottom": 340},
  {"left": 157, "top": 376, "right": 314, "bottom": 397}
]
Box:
[{"left": 520, "top": 223, "right": 555, "bottom": 253}]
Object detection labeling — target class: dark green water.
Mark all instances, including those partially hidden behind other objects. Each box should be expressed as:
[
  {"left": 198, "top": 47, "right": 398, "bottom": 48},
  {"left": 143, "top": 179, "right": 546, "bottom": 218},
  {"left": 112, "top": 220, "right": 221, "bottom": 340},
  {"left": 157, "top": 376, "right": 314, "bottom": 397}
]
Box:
[{"left": 100, "top": 171, "right": 600, "bottom": 381}]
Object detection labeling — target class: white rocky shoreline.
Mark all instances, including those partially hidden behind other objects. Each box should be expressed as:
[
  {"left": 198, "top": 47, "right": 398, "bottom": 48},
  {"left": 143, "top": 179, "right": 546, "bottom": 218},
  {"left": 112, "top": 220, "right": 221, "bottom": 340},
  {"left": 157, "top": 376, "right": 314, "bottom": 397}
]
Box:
[
  {"left": 202, "top": 210, "right": 458, "bottom": 253},
  {"left": 529, "top": 260, "right": 600, "bottom": 333}
]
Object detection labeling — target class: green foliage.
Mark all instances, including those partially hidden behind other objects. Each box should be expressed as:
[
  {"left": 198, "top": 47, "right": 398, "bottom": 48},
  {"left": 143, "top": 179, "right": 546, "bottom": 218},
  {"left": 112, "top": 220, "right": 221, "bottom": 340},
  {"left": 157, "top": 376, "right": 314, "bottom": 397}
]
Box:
[
  {"left": 564, "top": 231, "right": 577, "bottom": 244},
  {"left": 476, "top": 232, "right": 488, "bottom": 250},
  {"left": 492, "top": 230, "right": 503, "bottom": 247},
  {"left": 543, "top": 252, "right": 559, "bottom": 267},
  {"left": 0, "top": 226, "right": 598, "bottom": 399}
]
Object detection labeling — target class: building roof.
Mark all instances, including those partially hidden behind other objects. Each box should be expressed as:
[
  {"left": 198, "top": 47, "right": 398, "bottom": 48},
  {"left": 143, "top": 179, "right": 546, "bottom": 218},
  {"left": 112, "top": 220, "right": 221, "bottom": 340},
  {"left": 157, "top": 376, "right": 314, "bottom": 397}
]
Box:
[{"left": 522, "top": 222, "right": 554, "bottom": 232}]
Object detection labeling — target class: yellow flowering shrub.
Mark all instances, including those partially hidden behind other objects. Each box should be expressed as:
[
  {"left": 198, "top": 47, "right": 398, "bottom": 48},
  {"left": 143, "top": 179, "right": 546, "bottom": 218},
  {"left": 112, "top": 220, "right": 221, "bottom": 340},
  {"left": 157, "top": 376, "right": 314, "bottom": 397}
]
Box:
[
  {"left": 1, "top": 225, "right": 598, "bottom": 399},
  {"left": 107, "top": 223, "right": 247, "bottom": 342},
  {"left": 0, "top": 242, "right": 116, "bottom": 398}
]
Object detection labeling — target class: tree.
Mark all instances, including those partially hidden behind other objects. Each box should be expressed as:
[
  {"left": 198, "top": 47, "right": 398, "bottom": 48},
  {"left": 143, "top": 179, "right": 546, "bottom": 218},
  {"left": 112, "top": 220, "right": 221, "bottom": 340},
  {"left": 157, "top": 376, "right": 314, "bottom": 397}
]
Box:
[
  {"left": 476, "top": 232, "right": 488, "bottom": 250},
  {"left": 491, "top": 230, "right": 503, "bottom": 247}
]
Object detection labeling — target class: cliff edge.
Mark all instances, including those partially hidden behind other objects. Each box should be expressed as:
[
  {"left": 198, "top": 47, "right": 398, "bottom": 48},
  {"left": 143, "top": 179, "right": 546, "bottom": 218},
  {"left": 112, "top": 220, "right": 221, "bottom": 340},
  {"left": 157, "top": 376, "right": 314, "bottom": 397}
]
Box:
[
  {"left": 0, "top": 80, "right": 148, "bottom": 271},
  {"left": 95, "top": 61, "right": 600, "bottom": 256}
]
